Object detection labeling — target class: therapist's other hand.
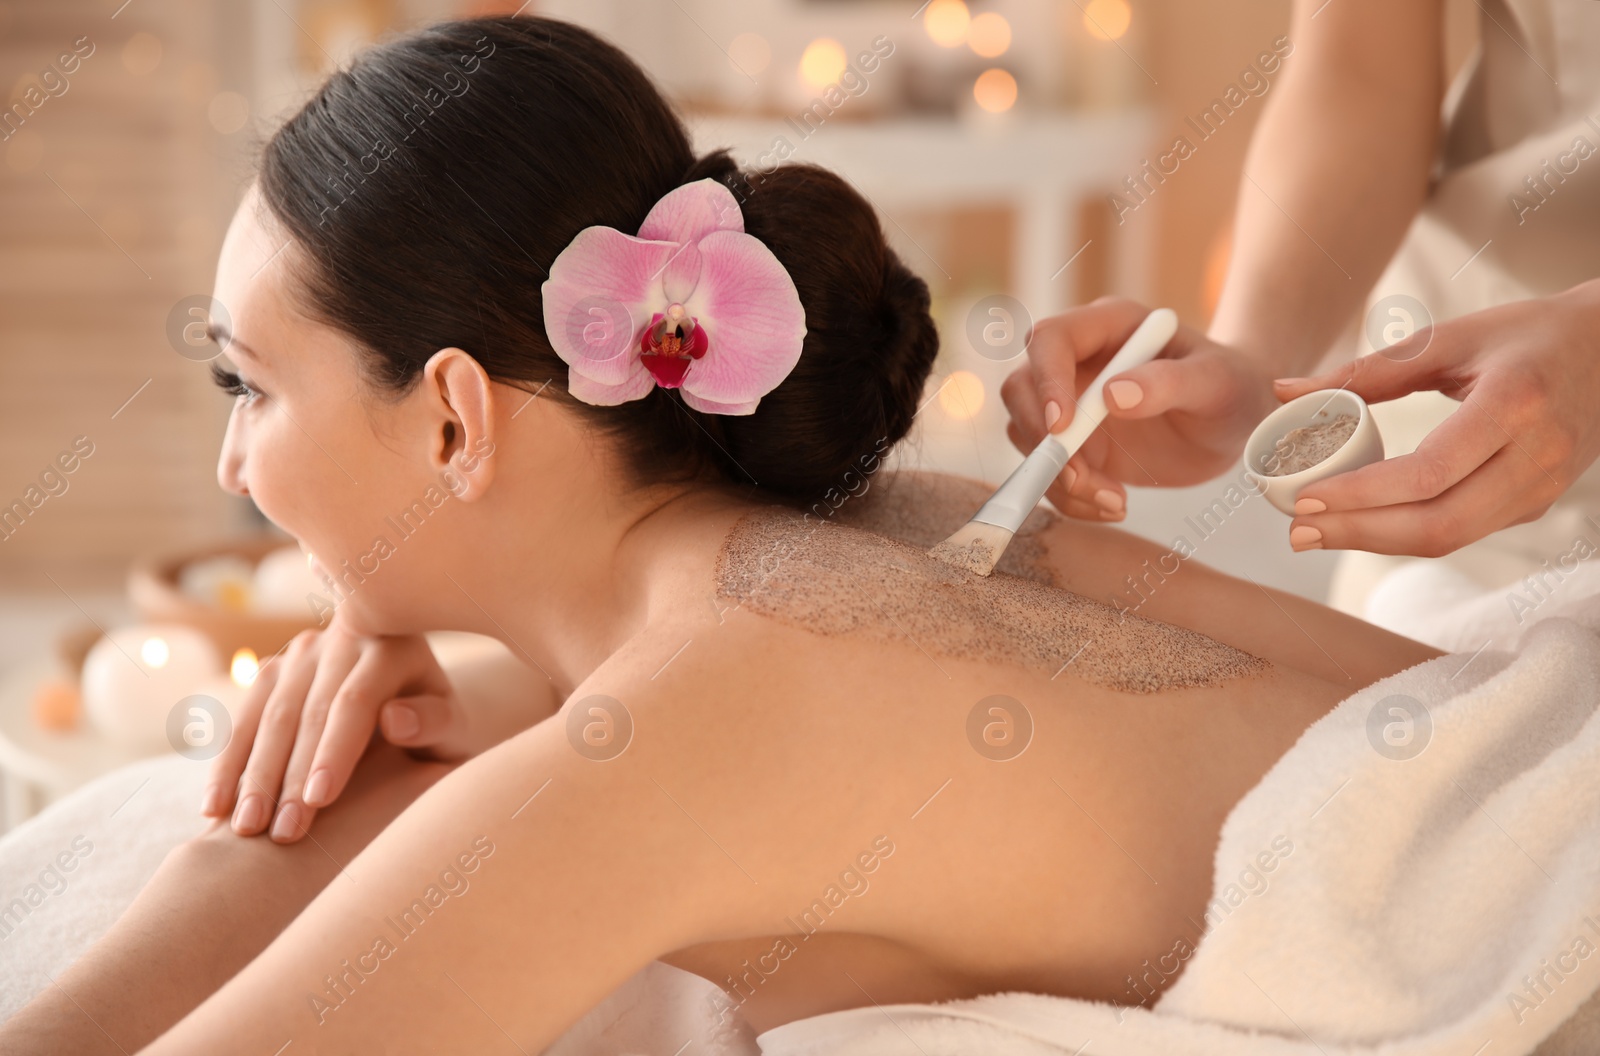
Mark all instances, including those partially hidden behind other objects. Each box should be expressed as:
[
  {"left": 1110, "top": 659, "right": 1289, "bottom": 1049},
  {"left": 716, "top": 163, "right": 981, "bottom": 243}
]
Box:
[
  {"left": 201, "top": 614, "right": 467, "bottom": 843},
  {"left": 1000, "top": 297, "right": 1281, "bottom": 520},
  {"left": 1274, "top": 281, "right": 1600, "bottom": 556}
]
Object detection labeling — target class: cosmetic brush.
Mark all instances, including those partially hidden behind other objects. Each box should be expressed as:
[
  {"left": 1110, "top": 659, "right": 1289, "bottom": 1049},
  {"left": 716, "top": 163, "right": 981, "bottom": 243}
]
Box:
[{"left": 928, "top": 307, "right": 1179, "bottom": 577}]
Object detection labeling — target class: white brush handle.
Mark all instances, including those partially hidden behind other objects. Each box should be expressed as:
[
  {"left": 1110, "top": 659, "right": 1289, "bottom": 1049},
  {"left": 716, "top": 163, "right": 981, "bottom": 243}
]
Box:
[{"left": 971, "top": 307, "right": 1178, "bottom": 532}]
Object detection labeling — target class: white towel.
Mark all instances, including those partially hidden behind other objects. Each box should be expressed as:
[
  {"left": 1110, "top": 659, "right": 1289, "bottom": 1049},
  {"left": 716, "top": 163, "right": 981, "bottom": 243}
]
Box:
[{"left": 0, "top": 753, "right": 209, "bottom": 1019}]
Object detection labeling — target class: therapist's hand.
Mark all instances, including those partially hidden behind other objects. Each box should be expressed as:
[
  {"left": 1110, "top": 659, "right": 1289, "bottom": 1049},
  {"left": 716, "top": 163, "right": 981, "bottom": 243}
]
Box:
[
  {"left": 999, "top": 297, "right": 1281, "bottom": 520},
  {"left": 1271, "top": 280, "right": 1600, "bottom": 556}
]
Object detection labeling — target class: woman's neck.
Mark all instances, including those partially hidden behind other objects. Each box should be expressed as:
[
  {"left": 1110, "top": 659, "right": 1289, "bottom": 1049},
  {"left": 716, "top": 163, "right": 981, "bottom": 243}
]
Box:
[{"left": 450, "top": 478, "right": 762, "bottom": 700}]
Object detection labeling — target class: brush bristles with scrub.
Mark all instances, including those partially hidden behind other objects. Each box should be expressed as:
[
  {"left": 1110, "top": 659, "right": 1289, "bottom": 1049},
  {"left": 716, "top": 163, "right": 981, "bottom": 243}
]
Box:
[{"left": 929, "top": 307, "right": 1179, "bottom": 577}]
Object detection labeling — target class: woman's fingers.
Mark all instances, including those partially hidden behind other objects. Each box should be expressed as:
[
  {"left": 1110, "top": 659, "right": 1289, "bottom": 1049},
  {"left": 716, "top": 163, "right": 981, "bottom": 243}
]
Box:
[
  {"left": 300, "top": 644, "right": 409, "bottom": 810},
  {"left": 1059, "top": 444, "right": 1127, "bottom": 519},
  {"left": 232, "top": 632, "right": 323, "bottom": 835},
  {"left": 373, "top": 639, "right": 467, "bottom": 755},
  {"left": 1289, "top": 441, "right": 1541, "bottom": 556},
  {"left": 1292, "top": 398, "right": 1504, "bottom": 514},
  {"left": 1005, "top": 412, "right": 1125, "bottom": 521},
  {"left": 268, "top": 630, "right": 364, "bottom": 842},
  {"left": 201, "top": 653, "right": 282, "bottom": 817},
  {"left": 1015, "top": 298, "right": 1153, "bottom": 433},
  {"left": 1101, "top": 350, "right": 1237, "bottom": 421},
  {"left": 1000, "top": 363, "right": 1049, "bottom": 442},
  {"left": 1272, "top": 326, "right": 1456, "bottom": 405}
]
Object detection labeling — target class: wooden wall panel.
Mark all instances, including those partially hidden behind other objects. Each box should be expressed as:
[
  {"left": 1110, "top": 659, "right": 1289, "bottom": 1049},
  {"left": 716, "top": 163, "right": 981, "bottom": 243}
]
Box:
[{"left": 0, "top": 0, "right": 262, "bottom": 591}]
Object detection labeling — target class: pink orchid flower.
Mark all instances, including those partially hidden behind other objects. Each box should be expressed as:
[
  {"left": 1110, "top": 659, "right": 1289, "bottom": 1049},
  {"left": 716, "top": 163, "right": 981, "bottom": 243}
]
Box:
[{"left": 540, "top": 178, "right": 807, "bottom": 415}]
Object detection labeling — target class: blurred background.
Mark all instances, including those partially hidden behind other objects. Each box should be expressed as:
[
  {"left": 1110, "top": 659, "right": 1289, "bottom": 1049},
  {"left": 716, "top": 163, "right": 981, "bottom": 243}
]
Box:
[{"left": 0, "top": 0, "right": 1481, "bottom": 828}]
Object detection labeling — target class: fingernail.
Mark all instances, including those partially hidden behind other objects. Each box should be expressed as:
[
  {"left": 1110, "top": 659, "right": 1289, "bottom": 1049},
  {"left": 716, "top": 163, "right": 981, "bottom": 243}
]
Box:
[
  {"left": 1095, "top": 489, "right": 1124, "bottom": 513},
  {"left": 1290, "top": 525, "right": 1323, "bottom": 550},
  {"left": 1273, "top": 377, "right": 1302, "bottom": 387},
  {"left": 1107, "top": 380, "right": 1142, "bottom": 409},
  {"left": 303, "top": 770, "right": 331, "bottom": 808},
  {"left": 1063, "top": 466, "right": 1076, "bottom": 490},
  {"left": 1044, "top": 400, "right": 1062, "bottom": 431},
  {"left": 383, "top": 703, "right": 419, "bottom": 739},
  {"left": 1294, "top": 497, "right": 1327, "bottom": 515},
  {"left": 233, "top": 794, "right": 267, "bottom": 833},
  {"left": 200, "top": 784, "right": 220, "bottom": 816},
  {"left": 270, "top": 803, "right": 301, "bottom": 842}
]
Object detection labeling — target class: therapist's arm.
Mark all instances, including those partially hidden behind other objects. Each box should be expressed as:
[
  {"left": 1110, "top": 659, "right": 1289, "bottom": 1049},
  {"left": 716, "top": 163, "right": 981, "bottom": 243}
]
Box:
[{"left": 1208, "top": 0, "right": 1445, "bottom": 375}]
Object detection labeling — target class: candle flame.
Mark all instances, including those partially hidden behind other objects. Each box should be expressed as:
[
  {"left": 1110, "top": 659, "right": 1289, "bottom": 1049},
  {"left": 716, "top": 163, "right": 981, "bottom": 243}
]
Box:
[
  {"left": 141, "top": 636, "right": 170, "bottom": 668},
  {"left": 231, "top": 647, "right": 259, "bottom": 687}
]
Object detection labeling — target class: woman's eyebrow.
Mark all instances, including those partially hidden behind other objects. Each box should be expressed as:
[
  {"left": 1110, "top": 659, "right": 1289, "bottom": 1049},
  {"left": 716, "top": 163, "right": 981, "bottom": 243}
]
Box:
[{"left": 206, "top": 323, "right": 263, "bottom": 363}]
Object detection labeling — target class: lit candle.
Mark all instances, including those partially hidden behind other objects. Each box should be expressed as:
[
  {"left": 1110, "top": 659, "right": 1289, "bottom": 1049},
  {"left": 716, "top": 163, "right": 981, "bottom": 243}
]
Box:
[
  {"left": 230, "top": 646, "right": 260, "bottom": 686},
  {"left": 81, "top": 623, "right": 224, "bottom": 756},
  {"left": 182, "top": 649, "right": 262, "bottom": 759}
]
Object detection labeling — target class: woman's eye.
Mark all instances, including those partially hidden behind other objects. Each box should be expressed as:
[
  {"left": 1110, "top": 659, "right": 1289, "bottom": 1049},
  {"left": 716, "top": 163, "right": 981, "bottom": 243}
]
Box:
[{"left": 209, "top": 362, "right": 263, "bottom": 403}]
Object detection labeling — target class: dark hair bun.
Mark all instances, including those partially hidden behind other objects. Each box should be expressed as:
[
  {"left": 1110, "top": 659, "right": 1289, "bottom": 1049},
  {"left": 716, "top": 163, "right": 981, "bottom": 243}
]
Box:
[
  {"left": 677, "top": 151, "right": 938, "bottom": 500},
  {"left": 257, "top": 15, "right": 938, "bottom": 506}
]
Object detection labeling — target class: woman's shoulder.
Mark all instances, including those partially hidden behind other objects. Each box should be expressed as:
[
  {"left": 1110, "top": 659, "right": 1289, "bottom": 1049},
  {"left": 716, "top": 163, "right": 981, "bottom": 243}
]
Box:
[
  {"left": 585, "top": 462, "right": 1231, "bottom": 726},
  {"left": 576, "top": 469, "right": 1019, "bottom": 758}
]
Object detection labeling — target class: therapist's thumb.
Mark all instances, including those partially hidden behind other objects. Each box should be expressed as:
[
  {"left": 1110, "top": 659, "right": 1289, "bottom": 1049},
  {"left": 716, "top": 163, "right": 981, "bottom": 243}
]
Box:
[{"left": 1103, "top": 355, "right": 1239, "bottom": 419}]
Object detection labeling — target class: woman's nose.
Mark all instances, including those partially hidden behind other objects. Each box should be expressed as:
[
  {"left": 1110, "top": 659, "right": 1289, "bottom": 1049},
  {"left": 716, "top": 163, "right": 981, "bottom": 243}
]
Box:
[{"left": 216, "top": 408, "right": 250, "bottom": 497}]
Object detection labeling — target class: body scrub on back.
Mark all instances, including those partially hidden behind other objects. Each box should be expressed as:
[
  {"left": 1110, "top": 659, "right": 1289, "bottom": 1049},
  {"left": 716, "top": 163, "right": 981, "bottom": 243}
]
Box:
[{"left": 712, "top": 504, "right": 1271, "bottom": 694}]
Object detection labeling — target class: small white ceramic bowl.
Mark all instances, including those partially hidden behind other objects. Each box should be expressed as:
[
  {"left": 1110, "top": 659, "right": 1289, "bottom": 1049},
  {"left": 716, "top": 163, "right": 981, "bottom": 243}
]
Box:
[{"left": 1242, "top": 388, "right": 1384, "bottom": 516}]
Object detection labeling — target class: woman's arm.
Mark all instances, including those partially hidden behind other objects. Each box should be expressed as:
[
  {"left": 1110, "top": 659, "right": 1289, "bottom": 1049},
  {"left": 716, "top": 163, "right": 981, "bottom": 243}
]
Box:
[
  {"left": 0, "top": 646, "right": 559, "bottom": 1056},
  {"left": 1209, "top": 0, "right": 1445, "bottom": 374},
  {"left": 1052, "top": 519, "right": 1445, "bottom": 691},
  {"left": 136, "top": 698, "right": 751, "bottom": 1054}
]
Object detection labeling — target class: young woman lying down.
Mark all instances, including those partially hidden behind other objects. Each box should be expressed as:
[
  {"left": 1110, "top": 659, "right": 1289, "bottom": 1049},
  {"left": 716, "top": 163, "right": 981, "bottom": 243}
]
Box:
[{"left": 0, "top": 16, "right": 1443, "bottom": 1054}]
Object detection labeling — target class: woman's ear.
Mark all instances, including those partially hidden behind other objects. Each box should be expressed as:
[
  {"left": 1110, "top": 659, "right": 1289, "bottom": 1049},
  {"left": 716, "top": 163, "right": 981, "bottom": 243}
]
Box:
[{"left": 421, "top": 348, "right": 497, "bottom": 502}]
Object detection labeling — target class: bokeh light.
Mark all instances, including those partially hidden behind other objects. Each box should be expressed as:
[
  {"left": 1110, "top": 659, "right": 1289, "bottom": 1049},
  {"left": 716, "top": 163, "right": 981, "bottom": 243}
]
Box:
[
  {"left": 728, "top": 32, "right": 771, "bottom": 77},
  {"left": 122, "top": 31, "right": 163, "bottom": 76},
  {"left": 179, "top": 61, "right": 219, "bottom": 104},
  {"left": 968, "top": 12, "right": 1012, "bottom": 58},
  {"left": 938, "top": 370, "right": 986, "bottom": 419},
  {"left": 207, "top": 91, "right": 250, "bottom": 134},
  {"left": 799, "top": 37, "right": 847, "bottom": 88},
  {"left": 1083, "top": 0, "right": 1132, "bottom": 41},
  {"left": 924, "top": 0, "right": 971, "bottom": 48},
  {"left": 231, "top": 647, "right": 259, "bottom": 687},
  {"left": 973, "top": 68, "right": 1018, "bottom": 113},
  {"left": 141, "top": 636, "right": 170, "bottom": 668}
]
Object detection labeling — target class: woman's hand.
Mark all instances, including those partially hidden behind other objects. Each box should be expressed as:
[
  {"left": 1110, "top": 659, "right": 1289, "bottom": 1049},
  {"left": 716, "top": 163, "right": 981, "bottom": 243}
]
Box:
[
  {"left": 1273, "top": 280, "right": 1600, "bottom": 556},
  {"left": 999, "top": 297, "right": 1281, "bottom": 520},
  {"left": 201, "top": 615, "right": 470, "bottom": 843}
]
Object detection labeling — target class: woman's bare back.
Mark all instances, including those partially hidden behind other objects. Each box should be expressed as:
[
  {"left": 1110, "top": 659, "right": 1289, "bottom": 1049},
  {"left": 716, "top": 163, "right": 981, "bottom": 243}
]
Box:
[
  {"left": 89, "top": 470, "right": 1447, "bottom": 1056},
  {"left": 619, "top": 469, "right": 1443, "bottom": 1033}
]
